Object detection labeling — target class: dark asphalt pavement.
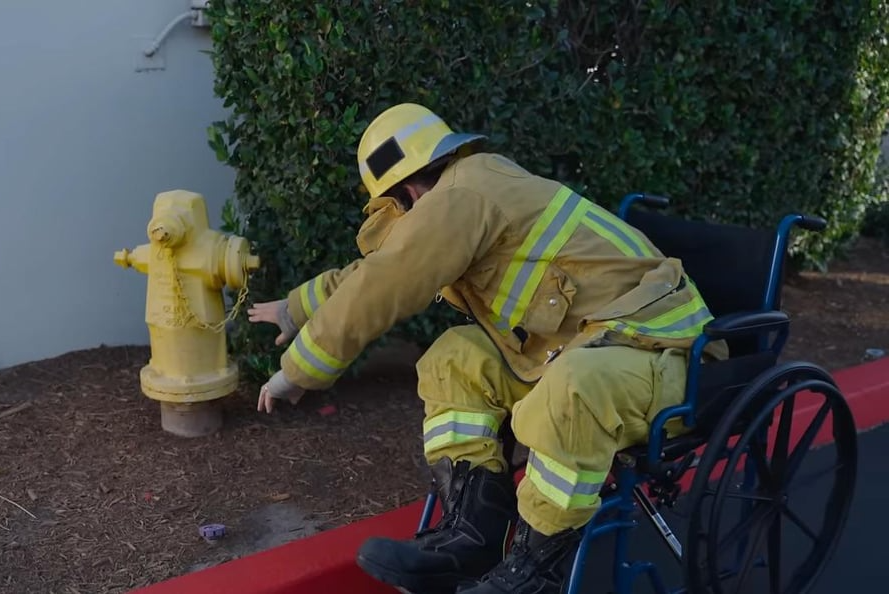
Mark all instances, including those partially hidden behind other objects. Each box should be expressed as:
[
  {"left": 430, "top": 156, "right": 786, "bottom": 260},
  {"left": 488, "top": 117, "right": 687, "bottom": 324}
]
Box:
[{"left": 573, "top": 422, "right": 889, "bottom": 593}]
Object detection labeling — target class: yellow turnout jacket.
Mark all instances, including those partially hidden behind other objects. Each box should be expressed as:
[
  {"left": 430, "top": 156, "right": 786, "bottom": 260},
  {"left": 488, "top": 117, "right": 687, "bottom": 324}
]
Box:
[{"left": 280, "top": 153, "right": 725, "bottom": 390}]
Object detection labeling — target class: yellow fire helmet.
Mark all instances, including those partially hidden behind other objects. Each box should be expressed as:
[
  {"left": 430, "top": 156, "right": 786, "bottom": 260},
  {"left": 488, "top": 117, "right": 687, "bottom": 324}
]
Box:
[{"left": 357, "top": 103, "right": 487, "bottom": 198}]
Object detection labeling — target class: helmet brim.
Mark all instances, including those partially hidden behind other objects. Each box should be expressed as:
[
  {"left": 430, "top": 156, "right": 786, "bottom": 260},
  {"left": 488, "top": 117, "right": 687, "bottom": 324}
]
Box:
[{"left": 429, "top": 133, "right": 487, "bottom": 162}]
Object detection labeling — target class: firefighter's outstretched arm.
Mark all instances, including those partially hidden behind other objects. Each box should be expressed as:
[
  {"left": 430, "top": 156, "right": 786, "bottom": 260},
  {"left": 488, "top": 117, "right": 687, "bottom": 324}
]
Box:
[{"left": 259, "top": 187, "right": 504, "bottom": 409}]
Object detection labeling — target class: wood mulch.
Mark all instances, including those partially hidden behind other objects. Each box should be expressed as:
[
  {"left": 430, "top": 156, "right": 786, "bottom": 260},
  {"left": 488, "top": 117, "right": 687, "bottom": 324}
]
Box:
[{"left": 1, "top": 237, "right": 886, "bottom": 593}]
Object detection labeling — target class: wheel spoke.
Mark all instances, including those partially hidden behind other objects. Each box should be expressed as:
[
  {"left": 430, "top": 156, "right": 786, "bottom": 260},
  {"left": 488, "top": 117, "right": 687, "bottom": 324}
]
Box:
[
  {"left": 782, "top": 505, "right": 819, "bottom": 542},
  {"left": 748, "top": 437, "right": 775, "bottom": 492},
  {"left": 718, "top": 502, "right": 773, "bottom": 551},
  {"left": 788, "top": 463, "right": 845, "bottom": 493},
  {"left": 731, "top": 510, "right": 776, "bottom": 594},
  {"left": 768, "top": 510, "right": 783, "bottom": 594},
  {"left": 771, "top": 396, "right": 795, "bottom": 482},
  {"left": 784, "top": 402, "right": 831, "bottom": 484},
  {"left": 719, "top": 491, "right": 775, "bottom": 503}
]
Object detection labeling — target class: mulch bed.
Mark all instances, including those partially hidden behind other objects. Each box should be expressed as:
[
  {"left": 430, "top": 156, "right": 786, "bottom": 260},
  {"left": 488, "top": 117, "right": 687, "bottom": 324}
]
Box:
[{"left": 1, "top": 237, "right": 886, "bottom": 594}]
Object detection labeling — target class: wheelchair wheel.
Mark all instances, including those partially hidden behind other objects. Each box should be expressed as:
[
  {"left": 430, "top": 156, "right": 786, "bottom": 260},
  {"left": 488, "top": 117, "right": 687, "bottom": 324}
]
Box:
[{"left": 684, "top": 362, "right": 858, "bottom": 594}]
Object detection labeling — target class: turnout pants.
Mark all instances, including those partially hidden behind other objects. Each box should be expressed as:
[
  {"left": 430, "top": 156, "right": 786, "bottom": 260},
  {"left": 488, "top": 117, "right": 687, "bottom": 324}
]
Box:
[{"left": 418, "top": 325, "right": 687, "bottom": 536}]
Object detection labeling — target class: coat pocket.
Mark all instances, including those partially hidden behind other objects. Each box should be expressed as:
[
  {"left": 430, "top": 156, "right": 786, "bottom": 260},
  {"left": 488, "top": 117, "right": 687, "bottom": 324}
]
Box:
[{"left": 520, "top": 265, "right": 577, "bottom": 336}]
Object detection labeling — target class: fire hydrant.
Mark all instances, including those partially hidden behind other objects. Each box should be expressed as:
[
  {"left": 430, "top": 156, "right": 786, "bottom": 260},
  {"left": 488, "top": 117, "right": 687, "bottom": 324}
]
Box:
[{"left": 114, "top": 190, "right": 260, "bottom": 437}]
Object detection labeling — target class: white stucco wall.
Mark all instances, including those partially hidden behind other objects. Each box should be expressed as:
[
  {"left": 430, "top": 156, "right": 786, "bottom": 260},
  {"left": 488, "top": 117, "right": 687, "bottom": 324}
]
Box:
[{"left": 0, "top": 1, "right": 235, "bottom": 369}]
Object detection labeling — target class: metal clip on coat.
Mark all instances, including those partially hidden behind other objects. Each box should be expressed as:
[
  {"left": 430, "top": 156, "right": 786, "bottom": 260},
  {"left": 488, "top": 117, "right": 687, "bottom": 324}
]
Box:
[{"left": 114, "top": 190, "right": 260, "bottom": 437}]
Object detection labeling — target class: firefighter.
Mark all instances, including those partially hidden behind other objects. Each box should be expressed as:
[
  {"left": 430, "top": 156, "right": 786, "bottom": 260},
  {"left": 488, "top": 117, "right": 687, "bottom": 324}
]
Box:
[{"left": 247, "top": 103, "right": 725, "bottom": 594}]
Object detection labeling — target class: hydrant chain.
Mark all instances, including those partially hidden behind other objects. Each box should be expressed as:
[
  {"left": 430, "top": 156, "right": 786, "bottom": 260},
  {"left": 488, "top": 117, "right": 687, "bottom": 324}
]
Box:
[{"left": 162, "top": 248, "right": 251, "bottom": 333}]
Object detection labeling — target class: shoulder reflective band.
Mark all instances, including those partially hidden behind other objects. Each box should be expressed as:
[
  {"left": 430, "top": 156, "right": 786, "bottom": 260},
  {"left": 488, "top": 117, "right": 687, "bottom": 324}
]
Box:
[
  {"left": 490, "top": 186, "right": 588, "bottom": 332},
  {"left": 526, "top": 450, "right": 609, "bottom": 510},
  {"left": 580, "top": 204, "right": 654, "bottom": 258},
  {"left": 298, "top": 275, "right": 328, "bottom": 318},
  {"left": 423, "top": 410, "right": 500, "bottom": 455},
  {"left": 606, "top": 289, "right": 713, "bottom": 340},
  {"left": 288, "top": 330, "right": 351, "bottom": 382}
]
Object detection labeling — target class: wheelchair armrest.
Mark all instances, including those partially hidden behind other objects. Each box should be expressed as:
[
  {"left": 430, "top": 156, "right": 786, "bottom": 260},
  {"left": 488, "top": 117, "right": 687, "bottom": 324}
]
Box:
[{"left": 703, "top": 310, "right": 789, "bottom": 340}]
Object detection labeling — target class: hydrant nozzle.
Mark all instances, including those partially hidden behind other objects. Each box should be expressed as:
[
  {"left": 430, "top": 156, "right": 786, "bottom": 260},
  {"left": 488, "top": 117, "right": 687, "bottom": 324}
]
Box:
[{"left": 114, "top": 249, "right": 131, "bottom": 269}]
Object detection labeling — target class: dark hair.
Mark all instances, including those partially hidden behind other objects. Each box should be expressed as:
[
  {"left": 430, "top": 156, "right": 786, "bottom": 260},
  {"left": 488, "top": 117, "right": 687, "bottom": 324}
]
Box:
[{"left": 388, "top": 154, "right": 456, "bottom": 211}]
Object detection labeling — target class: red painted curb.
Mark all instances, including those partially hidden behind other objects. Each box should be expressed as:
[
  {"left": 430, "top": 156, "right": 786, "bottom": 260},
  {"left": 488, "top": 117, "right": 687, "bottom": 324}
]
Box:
[{"left": 132, "top": 358, "right": 889, "bottom": 594}]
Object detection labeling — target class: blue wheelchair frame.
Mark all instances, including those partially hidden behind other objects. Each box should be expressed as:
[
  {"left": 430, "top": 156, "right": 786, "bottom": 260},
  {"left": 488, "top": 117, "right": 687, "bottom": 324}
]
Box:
[{"left": 418, "top": 192, "right": 824, "bottom": 594}]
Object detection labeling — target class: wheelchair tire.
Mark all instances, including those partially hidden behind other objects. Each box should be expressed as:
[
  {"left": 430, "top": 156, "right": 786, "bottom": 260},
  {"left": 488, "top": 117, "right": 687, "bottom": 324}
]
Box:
[{"left": 683, "top": 361, "right": 858, "bottom": 594}]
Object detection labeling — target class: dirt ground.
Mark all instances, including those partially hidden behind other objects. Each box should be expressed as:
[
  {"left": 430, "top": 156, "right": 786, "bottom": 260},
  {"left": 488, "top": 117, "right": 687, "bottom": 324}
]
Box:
[{"left": 1, "top": 237, "right": 887, "bottom": 594}]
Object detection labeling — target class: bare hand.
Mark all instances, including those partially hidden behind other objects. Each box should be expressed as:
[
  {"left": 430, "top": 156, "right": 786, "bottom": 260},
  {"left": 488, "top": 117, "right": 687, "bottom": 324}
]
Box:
[{"left": 248, "top": 299, "right": 296, "bottom": 346}]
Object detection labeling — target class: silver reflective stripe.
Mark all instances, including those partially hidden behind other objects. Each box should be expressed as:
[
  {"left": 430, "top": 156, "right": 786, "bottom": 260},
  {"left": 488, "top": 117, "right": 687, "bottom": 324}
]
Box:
[
  {"left": 393, "top": 113, "right": 442, "bottom": 142},
  {"left": 497, "top": 191, "right": 584, "bottom": 327},
  {"left": 528, "top": 452, "right": 603, "bottom": 496},
  {"left": 359, "top": 113, "right": 443, "bottom": 178},
  {"left": 583, "top": 211, "right": 646, "bottom": 257},
  {"left": 292, "top": 334, "right": 341, "bottom": 377},
  {"left": 423, "top": 421, "right": 498, "bottom": 443},
  {"left": 637, "top": 306, "right": 713, "bottom": 334},
  {"left": 611, "top": 304, "right": 713, "bottom": 337},
  {"left": 307, "top": 277, "right": 321, "bottom": 313}
]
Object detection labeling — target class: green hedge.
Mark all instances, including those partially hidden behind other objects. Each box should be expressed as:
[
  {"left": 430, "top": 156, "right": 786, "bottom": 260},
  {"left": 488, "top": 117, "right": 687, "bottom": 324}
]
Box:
[{"left": 206, "top": 0, "right": 889, "bottom": 377}]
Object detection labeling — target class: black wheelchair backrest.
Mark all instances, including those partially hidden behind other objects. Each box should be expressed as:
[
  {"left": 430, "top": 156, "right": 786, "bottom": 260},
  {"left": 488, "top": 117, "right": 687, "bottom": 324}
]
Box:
[{"left": 623, "top": 209, "right": 782, "bottom": 317}]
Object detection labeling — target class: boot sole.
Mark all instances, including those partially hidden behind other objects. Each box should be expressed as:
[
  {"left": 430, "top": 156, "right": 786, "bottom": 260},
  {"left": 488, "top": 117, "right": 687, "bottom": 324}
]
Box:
[{"left": 356, "top": 552, "right": 470, "bottom": 594}]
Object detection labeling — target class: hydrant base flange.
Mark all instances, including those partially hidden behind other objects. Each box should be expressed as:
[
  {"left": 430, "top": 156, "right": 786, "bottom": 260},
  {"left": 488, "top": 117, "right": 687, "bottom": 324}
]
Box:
[
  {"left": 160, "top": 401, "right": 223, "bottom": 438},
  {"left": 140, "top": 362, "right": 239, "bottom": 404}
]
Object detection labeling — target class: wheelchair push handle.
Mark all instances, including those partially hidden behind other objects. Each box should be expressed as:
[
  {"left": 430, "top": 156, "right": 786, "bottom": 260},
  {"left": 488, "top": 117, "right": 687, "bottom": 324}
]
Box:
[
  {"left": 638, "top": 194, "right": 670, "bottom": 209},
  {"left": 618, "top": 193, "right": 671, "bottom": 219},
  {"left": 797, "top": 214, "right": 828, "bottom": 232}
]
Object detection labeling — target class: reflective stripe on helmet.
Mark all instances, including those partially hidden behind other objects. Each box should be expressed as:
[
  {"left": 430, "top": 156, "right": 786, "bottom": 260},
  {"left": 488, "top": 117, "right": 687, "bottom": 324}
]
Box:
[{"left": 359, "top": 112, "right": 447, "bottom": 180}]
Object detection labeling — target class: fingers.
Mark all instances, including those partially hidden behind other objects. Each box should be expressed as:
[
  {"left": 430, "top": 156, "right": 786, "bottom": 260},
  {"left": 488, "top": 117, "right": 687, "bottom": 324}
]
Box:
[
  {"left": 247, "top": 301, "right": 279, "bottom": 324},
  {"left": 274, "top": 332, "right": 287, "bottom": 346},
  {"left": 257, "top": 384, "right": 275, "bottom": 413}
]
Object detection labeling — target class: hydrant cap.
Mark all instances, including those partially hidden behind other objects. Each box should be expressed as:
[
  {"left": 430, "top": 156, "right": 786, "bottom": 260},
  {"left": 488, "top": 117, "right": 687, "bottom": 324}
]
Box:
[{"left": 224, "top": 236, "right": 259, "bottom": 289}]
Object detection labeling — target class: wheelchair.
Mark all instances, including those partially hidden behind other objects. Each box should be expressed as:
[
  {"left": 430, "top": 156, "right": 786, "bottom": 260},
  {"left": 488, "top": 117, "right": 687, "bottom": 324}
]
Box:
[{"left": 417, "top": 192, "right": 859, "bottom": 594}]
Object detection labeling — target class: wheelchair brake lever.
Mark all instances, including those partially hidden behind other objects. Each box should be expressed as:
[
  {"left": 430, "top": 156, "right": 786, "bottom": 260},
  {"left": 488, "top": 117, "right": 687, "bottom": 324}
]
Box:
[{"left": 648, "top": 451, "right": 698, "bottom": 508}]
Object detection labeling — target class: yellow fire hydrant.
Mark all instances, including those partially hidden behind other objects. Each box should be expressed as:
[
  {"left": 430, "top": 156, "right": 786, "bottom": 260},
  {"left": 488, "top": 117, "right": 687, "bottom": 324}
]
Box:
[{"left": 114, "top": 190, "right": 260, "bottom": 437}]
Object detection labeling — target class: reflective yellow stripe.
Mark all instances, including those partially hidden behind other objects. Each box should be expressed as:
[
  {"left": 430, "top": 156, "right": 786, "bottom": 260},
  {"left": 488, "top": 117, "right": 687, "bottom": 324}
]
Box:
[
  {"left": 299, "top": 275, "right": 328, "bottom": 318},
  {"left": 580, "top": 205, "right": 654, "bottom": 258},
  {"left": 607, "top": 283, "right": 713, "bottom": 340},
  {"left": 299, "top": 283, "right": 313, "bottom": 317},
  {"left": 526, "top": 450, "right": 608, "bottom": 510},
  {"left": 490, "top": 186, "right": 587, "bottom": 332},
  {"left": 423, "top": 411, "right": 500, "bottom": 454},
  {"left": 287, "top": 330, "right": 350, "bottom": 382}
]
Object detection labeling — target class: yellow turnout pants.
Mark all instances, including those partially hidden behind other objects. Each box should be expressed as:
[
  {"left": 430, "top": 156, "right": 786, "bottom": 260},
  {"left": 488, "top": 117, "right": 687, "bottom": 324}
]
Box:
[{"left": 417, "top": 325, "right": 688, "bottom": 536}]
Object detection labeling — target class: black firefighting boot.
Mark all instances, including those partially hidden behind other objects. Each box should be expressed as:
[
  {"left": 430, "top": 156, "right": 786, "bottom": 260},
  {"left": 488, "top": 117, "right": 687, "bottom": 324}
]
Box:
[
  {"left": 456, "top": 517, "right": 582, "bottom": 594},
  {"left": 356, "top": 457, "right": 518, "bottom": 594}
]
